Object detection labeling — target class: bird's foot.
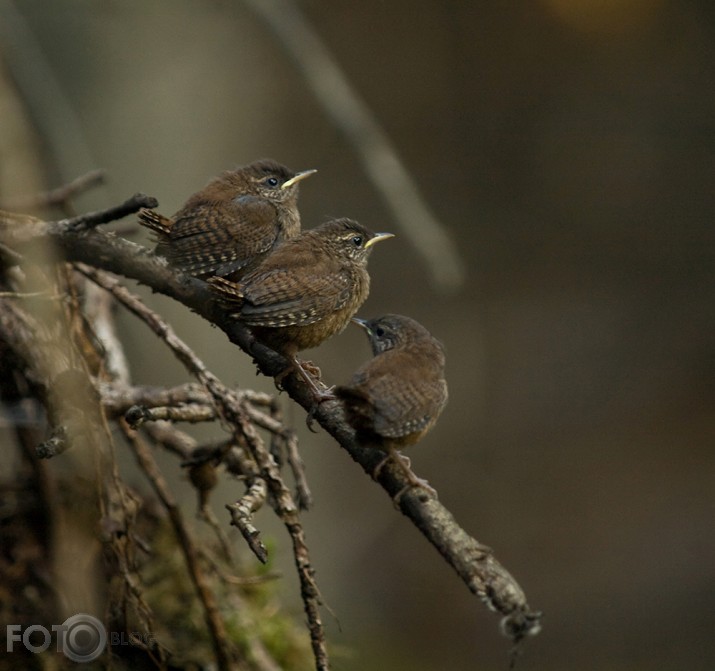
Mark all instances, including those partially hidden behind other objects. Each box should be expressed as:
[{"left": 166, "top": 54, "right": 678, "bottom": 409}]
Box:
[
  {"left": 373, "top": 451, "right": 436, "bottom": 504},
  {"left": 299, "top": 359, "right": 322, "bottom": 379},
  {"left": 273, "top": 365, "right": 292, "bottom": 391},
  {"left": 272, "top": 358, "right": 336, "bottom": 430},
  {"left": 393, "top": 474, "right": 437, "bottom": 505},
  {"left": 305, "top": 386, "right": 337, "bottom": 431}
]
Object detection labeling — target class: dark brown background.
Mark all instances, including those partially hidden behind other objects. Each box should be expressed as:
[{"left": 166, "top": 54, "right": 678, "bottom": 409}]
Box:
[{"left": 1, "top": 1, "right": 714, "bottom": 669}]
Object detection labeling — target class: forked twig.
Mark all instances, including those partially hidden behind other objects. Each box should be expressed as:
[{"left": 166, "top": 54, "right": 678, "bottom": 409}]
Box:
[
  {"left": 226, "top": 479, "right": 269, "bottom": 563},
  {"left": 75, "top": 263, "right": 331, "bottom": 668}
]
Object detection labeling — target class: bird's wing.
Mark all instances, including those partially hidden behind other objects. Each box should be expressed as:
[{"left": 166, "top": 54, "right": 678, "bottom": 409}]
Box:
[
  {"left": 357, "top": 352, "right": 448, "bottom": 439},
  {"left": 165, "top": 197, "right": 278, "bottom": 277},
  {"left": 240, "top": 267, "right": 354, "bottom": 327}
]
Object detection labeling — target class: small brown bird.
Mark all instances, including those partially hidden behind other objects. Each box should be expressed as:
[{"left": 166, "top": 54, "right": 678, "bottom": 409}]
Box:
[
  {"left": 138, "top": 159, "right": 316, "bottom": 280},
  {"left": 209, "top": 218, "right": 394, "bottom": 397},
  {"left": 335, "top": 314, "right": 448, "bottom": 497}
]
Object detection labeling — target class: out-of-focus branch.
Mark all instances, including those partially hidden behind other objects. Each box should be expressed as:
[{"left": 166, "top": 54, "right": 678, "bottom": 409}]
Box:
[
  {"left": 243, "top": 0, "right": 466, "bottom": 292},
  {"left": 0, "top": 1, "right": 98, "bottom": 181},
  {"left": 2, "top": 169, "right": 106, "bottom": 212}
]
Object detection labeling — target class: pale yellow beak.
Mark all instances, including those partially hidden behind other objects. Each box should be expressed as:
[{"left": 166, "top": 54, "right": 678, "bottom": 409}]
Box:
[
  {"left": 281, "top": 169, "right": 318, "bottom": 189},
  {"left": 365, "top": 232, "right": 395, "bottom": 248}
]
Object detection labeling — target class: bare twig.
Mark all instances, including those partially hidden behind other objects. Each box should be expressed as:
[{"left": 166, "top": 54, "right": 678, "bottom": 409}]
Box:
[
  {"left": 61, "top": 193, "right": 157, "bottom": 232},
  {"left": 82, "top": 279, "right": 131, "bottom": 384},
  {"left": 243, "top": 0, "right": 466, "bottom": 292},
  {"left": 198, "top": 500, "right": 235, "bottom": 565},
  {"left": 141, "top": 420, "right": 196, "bottom": 459},
  {"left": 0, "top": 290, "right": 61, "bottom": 298},
  {"left": 285, "top": 515, "right": 329, "bottom": 671},
  {"left": 119, "top": 420, "right": 235, "bottom": 671},
  {"left": 124, "top": 403, "right": 218, "bottom": 426},
  {"left": 100, "top": 382, "right": 214, "bottom": 415},
  {"left": 271, "top": 414, "right": 312, "bottom": 511},
  {"left": 226, "top": 479, "right": 269, "bottom": 563}
]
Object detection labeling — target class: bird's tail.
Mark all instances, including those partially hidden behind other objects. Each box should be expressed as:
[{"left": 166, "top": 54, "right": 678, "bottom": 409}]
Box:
[
  {"left": 137, "top": 208, "right": 172, "bottom": 236},
  {"left": 207, "top": 276, "right": 245, "bottom": 307}
]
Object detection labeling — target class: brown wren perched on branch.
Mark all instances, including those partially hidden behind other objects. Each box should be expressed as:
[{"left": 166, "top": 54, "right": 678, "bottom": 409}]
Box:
[
  {"left": 138, "top": 159, "right": 316, "bottom": 280},
  {"left": 209, "top": 218, "right": 394, "bottom": 399},
  {"left": 334, "top": 314, "right": 448, "bottom": 498}
]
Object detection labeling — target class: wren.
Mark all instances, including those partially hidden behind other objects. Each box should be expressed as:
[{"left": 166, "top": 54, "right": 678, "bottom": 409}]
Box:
[
  {"left": 335, "top": 314, "right": 448, "bottom": 498},
  {"left": 138, "top": 159, "right": 316, "bottom": 280},
  {"left": 209, "top": 218, "right": 394, "bottom": 399}
]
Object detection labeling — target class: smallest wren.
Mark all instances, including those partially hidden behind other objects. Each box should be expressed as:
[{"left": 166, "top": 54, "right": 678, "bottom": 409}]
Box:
[
  {"left": 138, "top": 159, "right": 316, "bottom": 280},
  {"left": 335, "top": 314, "right": 448, "bottom": 497}
]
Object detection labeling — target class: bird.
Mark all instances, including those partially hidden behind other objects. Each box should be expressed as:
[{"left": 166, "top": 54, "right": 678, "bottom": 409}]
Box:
[
  {"left": 138, "top": 159, "right": 316, "bottom": 280},
  {"left": 208, "top": 218, "right": 394, "bottom": 398},
  {"left": 334, "top": 314, "right": 448, "bottom": 498}
]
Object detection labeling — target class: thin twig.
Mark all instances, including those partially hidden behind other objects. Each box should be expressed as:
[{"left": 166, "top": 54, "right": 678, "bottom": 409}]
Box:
[
  {"left": 243, "top": 0, "right": 466, "bottom": 292},
  {"left": 101, "top": 381, "right": 291, "bottom": 437},
  {"left": 81, "top": 279, "right": 131, "bottom": 384},
  {"left": 100, "top": 382, "right": 214, "bottom": 414},
  {"left": 226, "top": 479, "right": 269, "bottom": 563},
  {"left": 119, "top": 420, "right": 235, "bottom": 671},
  {"left": 61, "top": 193, "right": 158, "bottom": 232},
  {"left": 141, "top": 420, "right": 196, "bottom": 459},
  {"left": 124, "top": 403, "right": 218, "bottom": 426},
  {"left": 0, "top": 290, "right": 61, "bottom": 299},
  {"left": 211, "top": 390, "right": 330, "bottom": 669},
  {"left": 279, "top": 427, "right": 312, "bottom": 510},
  {"left": 199, "top": 500, "right": 235, "bottom": 564}
]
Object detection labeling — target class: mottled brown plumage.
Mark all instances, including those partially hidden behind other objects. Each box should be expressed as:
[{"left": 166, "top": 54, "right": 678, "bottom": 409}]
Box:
[
  {"left": 335, "top": 314, "right": 448, "bottom": 496},
  {"left": 209, "top": 218, "right": 394, "bottom": 397},
  {"left": 138, "top": 159, "right": 315, "bottom": 280}
]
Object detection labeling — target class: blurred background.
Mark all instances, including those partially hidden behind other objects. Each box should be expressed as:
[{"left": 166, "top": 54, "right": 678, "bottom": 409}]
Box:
[{"left": 1, "top": 1, "right": 714, "bottom": 669}]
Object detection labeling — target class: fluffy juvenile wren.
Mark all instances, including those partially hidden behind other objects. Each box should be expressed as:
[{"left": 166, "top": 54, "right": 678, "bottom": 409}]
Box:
[
  {"left": 138, "top": 159, "right": 316, "bottom": 280},
  {"left": 335, "top": 314, "right": 448, "bottom": 497},
  {"left": 209, "top": 218, "right": 394, "bottom": 398}
]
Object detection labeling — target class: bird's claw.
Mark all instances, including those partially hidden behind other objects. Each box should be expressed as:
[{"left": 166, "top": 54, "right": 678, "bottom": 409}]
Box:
[
  {"left": 305, "top": 386, "right": 337, "bottom": 431},
  {"left": 372, "top": 451, "right": 437, "bottom": 505}
]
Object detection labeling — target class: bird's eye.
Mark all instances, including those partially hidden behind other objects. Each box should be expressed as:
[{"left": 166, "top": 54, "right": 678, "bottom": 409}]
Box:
[
  {"left": 351, "top": 235, "right": 363, "bottom": 247},
  {"left": 265, "top": 177, "right": 279, "bottom": 187},
  {"left": 375, "top": 327, "right": 385, "bottom": 337}
]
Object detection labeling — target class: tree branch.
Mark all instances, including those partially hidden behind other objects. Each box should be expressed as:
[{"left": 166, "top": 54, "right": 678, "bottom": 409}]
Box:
[{"left": 0, "top": 200, "right": 542, "bottom": 650}]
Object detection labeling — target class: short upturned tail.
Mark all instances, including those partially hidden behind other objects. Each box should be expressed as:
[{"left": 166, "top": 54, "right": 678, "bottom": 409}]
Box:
[
  {"left": 137, "top": 208, "right": 172, "bottom": 236},
  {"left": 207, "top": 276, "right": 245, "bottom": 307}
]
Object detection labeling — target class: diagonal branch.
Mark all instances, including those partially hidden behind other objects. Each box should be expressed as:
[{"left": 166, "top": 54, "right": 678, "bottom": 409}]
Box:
[{"left": 0, "top": 202, "right": 542, "bottom": 649}]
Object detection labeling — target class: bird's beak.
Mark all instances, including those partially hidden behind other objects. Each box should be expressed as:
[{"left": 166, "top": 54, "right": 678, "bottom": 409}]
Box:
[
  {"left": 351, "top": 317, "right": 369, "bottom": 330},
  {"left": 281, "top": 169, "right": 318, "bottom": 189},
  {"left": 365, "top": 232, "right": 395, "bottom": 248}
]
